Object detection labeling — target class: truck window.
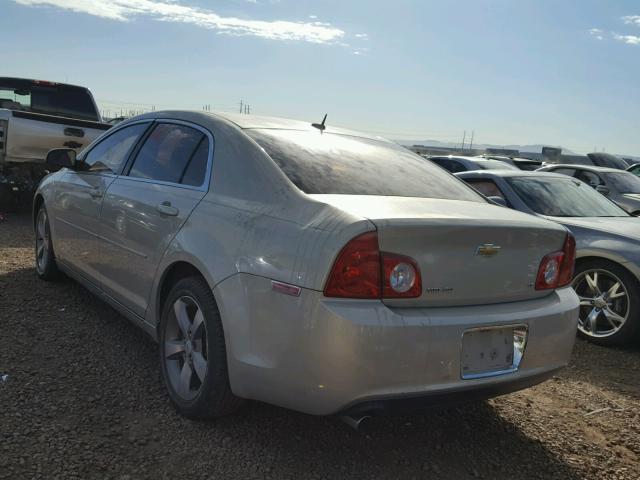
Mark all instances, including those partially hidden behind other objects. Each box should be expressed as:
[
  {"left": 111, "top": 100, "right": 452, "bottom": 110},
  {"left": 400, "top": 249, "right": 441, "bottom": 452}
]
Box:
[{"left": 0, "top": 79, "right": 100, "bottom": 122}]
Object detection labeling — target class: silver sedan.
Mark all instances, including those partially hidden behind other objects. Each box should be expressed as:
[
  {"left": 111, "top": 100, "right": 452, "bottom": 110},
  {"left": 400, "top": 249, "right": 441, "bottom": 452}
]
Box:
[
  {"left": 34, "top": 111, "right": 578, "bottom": 419},
  {"left": 457, "top": 169, "right": 640, "bottom": 346}
]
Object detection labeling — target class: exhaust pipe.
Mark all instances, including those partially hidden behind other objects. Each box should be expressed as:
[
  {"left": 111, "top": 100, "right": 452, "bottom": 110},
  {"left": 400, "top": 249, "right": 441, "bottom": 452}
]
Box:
[{"left": 340, "top": 415, "right": 370, "bottom": 431}]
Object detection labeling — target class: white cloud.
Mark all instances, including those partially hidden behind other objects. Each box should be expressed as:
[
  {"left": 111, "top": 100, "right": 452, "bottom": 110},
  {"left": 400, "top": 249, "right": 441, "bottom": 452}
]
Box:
[
  {"left": 622, "top": 15, "right": 640, "bottom": 27},
  {"left": 12, "top": 0, "right": 345, "bottom": 44},
  {"left": 613, "top": 33, "right": 640, "bottom": 45},
  {"left": 589, "top": 28, "right": 604, "bottom": 40},
  {"left": 354, "top": 33, "right": 368, "bottom": 39}
]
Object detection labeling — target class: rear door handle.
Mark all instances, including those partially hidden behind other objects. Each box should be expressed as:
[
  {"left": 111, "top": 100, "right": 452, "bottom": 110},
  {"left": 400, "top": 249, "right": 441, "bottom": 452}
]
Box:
[
  {"left": 89, "top": 189, "right": 103, "bottom": 198},
  {"left": 157, "top": 201, "right": 179, "bottom": 216}
]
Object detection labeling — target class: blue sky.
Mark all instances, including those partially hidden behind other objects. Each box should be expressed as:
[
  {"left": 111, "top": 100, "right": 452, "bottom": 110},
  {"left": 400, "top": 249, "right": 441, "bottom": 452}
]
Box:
[{"left": 2, "top": 0, "right": 639, "bottom": 154}]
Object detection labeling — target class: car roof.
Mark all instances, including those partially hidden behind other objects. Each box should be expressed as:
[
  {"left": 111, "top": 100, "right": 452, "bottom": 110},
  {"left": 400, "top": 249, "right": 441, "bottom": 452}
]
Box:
[
  {"left": 456, "top": 170, "right": 573, "bottom": 180},
  {"left": 429, "top": 155, "right": 505, "bottom": 162},
  {"left": 542, "top": 164, "right": 622, "bottom": 173},
  {"left": 127, "top": 110, "right": 394, "bottom": 143}
]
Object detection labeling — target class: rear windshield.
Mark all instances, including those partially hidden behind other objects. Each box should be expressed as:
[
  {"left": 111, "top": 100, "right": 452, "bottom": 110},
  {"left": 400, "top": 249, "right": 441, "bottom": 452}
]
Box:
[
  {"left": 0, "top": 79, "right": 99, "bottom": 121},
  {"left": 508, "top": 176, "right": 628, "bottom": 217},
  {"left": 603, "top": 172, "right": 640, "bottom": 194},
  {"left": 246, "top": 129, "right": 483, "bottom": 201},
  {"left": 477, "top": 160, "right": 519, "bottom": 170}
]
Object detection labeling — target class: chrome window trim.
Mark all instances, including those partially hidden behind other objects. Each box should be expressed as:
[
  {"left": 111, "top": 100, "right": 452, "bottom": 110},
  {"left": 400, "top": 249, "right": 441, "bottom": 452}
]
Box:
[{"left": 122, "top": 118, "right": 214, "bottom": 193}]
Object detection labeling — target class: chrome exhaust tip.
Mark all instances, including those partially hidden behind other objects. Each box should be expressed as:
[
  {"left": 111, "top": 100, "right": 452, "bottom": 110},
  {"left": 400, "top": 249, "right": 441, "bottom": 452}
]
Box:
[{"left": 340, "top": 415, "right": 371, "bottom": 431}]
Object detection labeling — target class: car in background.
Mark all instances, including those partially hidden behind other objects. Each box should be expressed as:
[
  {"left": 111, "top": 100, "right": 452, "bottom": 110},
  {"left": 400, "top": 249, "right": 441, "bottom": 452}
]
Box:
[
  {"left": 478, "top": 155, "right": 543, "bottom": 171},
  {"left": 427, "top": 155, "right": 518, "bottom": 173},
  {"left": 34, "top": 110, "right": 579, "bottom": 419},
  {"left": 457, "top": 169, "right": 640, "bottom": 346},
  {"left": 537, "top": 164, "right": 640, "bottom": 216},
  {"left": 587, "top": 152, "right": 630, "bottom": 170},
  {"left": 627, "top": 163, "right": 640, "bottom": 177}
]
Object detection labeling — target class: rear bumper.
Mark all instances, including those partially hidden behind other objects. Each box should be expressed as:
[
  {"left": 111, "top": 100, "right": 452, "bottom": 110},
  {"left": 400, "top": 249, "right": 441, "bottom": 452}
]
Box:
[
  {"left": 215, "top": 275, "right": 579, "bottom": 415},
  {"left": 339, "top": 368, "right": 560, "bottom": 416}
]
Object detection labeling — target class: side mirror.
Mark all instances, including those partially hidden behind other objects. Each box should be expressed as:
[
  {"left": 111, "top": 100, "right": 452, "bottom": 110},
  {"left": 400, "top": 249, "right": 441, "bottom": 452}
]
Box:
[
  {"left": 46, "top": 148, "right": 76, "bottom": 169},
  {"left": 595, "top": 185, "right": 610, "bottom": 196},
  {"left": 487, "top": 196, "right": 507, "bottom": 207}
]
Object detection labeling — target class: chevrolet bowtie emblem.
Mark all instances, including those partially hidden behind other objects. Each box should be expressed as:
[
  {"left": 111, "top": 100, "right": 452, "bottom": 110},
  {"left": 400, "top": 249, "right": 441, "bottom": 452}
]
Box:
[{"left": 475, "top": 244, "right": 501, "bottom": 257}]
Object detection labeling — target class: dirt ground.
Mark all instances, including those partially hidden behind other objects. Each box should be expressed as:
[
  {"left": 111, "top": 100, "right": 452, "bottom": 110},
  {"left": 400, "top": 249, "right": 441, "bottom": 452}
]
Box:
[{"left": 1, "top": 213, "right": 638, "bottom": 480}]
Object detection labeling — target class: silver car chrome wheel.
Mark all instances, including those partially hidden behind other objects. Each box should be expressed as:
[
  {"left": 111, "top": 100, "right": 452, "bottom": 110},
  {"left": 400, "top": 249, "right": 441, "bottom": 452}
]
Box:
[
  {"left": 164, "top": 296, "right": 209, "bottom": 401},
  {"left": 35, "top": 208, "right": 50, "bottom": 274},
  {"left": 573, "top": 269, "right": 629, "bottom": 338}
]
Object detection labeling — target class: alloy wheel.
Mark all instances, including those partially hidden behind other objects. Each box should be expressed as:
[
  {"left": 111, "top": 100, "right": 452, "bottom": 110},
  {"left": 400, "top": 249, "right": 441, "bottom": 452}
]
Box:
[
  {"left": 164, "top": 296, "right": 209, "bottom": 400},
  {"left": 572, "top": 269, "right": 629, "bottom": 338},
  {"left": 35, "top": 209, "right": 50, "bottom": 273}
]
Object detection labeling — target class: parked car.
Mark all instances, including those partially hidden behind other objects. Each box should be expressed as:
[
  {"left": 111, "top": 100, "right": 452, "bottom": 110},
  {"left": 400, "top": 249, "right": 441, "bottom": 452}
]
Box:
[
  {"left": 457, "top": 170, "right": 640, "bottom": 345},
  {"left": 0, "top": 77, "right": 110, "bottom": 206},
  {"left": 587, "top": 152, "right": 630, "bottom": 170},
  {"left": 537, "top": 164, "right": 640, "bottom": 215},
  {"left": 627, "top": 163, "right": 640, "bottom": 177},
  {"left": 34, "top": 111, "right": 578, "bottom": 420},
  {"left": 478, "top": 155, "right": 543, "bottom": 171},
  {"left": 427, "top": 155, "right": 519, "bottom": 173}
]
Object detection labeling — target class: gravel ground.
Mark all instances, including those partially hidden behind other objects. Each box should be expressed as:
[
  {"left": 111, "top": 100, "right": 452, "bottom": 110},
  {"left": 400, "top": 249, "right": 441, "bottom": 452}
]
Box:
[{"left": 1, "top": 213, "right": 639, "bottom": 480}]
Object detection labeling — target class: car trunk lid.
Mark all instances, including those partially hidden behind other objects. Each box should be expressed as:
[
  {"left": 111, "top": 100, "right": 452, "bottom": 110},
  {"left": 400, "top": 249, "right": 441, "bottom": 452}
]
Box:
[{"left": 311, "top": 195, "right": 568, "bottom": 307}]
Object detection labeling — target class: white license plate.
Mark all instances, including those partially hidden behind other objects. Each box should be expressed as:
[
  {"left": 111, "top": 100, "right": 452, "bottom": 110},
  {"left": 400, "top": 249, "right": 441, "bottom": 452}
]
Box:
[{"left": 461, "top": 327, "right": 515, "bottom": 379}]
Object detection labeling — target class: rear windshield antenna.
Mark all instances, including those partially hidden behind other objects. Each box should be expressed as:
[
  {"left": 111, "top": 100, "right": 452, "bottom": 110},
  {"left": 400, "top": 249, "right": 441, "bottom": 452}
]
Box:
[{"left": 312, "top": 114, "right": 327, "bottom": 132}]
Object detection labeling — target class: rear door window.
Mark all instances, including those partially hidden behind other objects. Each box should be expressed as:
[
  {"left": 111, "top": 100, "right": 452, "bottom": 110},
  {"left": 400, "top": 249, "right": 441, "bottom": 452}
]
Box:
[
  {"left": 467, "top": 179, "right": 508, "bottom": 203},
  {"left": 128, "top": 123, "right": 208, "bottom": 187},
  {"left": 247, "top": 129, "right": 483, "bottom": 202}
]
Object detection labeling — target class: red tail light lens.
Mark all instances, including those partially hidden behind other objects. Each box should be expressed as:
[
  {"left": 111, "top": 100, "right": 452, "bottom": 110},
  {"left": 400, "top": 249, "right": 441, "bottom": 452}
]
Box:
[
  {"left": 324, "top": 232, "right": 422, "bottom": 299},
  {"left": 535, "top": 233, "right": 576, "bottom": 290},
  {"left": 382, "top": 253, "right": 422, "bottom": 298},
  {"left": 558, "top": 233, "right": 576, "bottom": 287},
  {"left": 323, "top": 232, "right": 381, "bottom": 298}
]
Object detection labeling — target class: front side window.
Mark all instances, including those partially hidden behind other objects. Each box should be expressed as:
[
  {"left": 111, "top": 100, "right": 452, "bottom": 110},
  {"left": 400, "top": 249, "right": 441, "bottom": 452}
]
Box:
[
  {"left": 246, "top": 130, "right": 483, "bottom": 202},
  {"left": 549, "top": 168, "right": 576, "bottom": 177},
  {"left": 128, "top": 123, "right": 207, "bottom": 186},
  {"left": 82, "top": 123, "right": 149, "bottom": 174},
  {"left": 508, "top": 176, "right": 628, "bottom": 217}
]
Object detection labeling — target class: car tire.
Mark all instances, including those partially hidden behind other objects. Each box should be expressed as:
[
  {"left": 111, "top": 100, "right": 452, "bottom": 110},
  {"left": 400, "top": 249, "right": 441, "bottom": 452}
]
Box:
[
  {"left": 35, "top": 204, "right": 61, "bottom": 281},
  {"left": 159, "top": 276, "right": 243, "bottom": 419},
  {"left": 573, "top": 259, "right": 640, "bottom": 346}
]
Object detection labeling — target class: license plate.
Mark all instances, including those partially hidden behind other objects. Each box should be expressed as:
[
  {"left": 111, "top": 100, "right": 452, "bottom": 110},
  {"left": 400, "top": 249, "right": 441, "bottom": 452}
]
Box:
[{"left": 461, "top": 327, "right": 519, "bottom": 379}]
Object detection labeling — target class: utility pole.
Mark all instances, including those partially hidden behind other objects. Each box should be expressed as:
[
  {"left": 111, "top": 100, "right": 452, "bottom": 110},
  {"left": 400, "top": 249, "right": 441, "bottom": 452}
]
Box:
[
  {"left": 461, "top": 131, "right": 467, "bottom": 151},
  {"left": 239, "top": 100, "right": 243, "bottom": 114},
  {"left": 469, "top": 130, "right": 474, "bottom": 151}
]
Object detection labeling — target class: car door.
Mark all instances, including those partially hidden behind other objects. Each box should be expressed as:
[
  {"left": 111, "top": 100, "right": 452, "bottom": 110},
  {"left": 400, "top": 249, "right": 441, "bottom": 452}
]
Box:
[
  {"left": 50, "top": 122, "right": 150, "bottom": 283},
  {"left": 98, "top": 121, "right": 213, "bottom": 317}
]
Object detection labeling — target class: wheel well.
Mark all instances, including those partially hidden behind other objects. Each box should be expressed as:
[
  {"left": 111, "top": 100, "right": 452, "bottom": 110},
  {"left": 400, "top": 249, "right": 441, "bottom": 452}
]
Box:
[
  {"left": 575, "top": 256, "right": 637, "bottom": 281},
  {"left": 33, "top": 194, "right": 44, "bottom": 227},
  {"left": 157, "top": 261, "right": 208, "bottom": 328}
]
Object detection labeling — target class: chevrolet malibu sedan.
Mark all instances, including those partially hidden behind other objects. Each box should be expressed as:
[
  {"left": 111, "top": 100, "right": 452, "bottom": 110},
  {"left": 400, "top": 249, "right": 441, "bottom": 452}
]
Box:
[
  {"left": 457, "top": 170, "right": 640, "bottom": 346},
  {"left": 34, "top": 111, "right": 578, "bottom": 419}
]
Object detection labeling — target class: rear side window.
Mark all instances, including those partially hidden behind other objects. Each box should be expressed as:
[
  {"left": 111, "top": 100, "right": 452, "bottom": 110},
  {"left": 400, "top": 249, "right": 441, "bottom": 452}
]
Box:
[
  {"left": 467, "top": 179, "right": 508, "bottom": 202},
  {"left": 83, "top": 123, "right": 149, "bottom": 174},
  {"left": 246, "top": 129, "right": 483, "bottom": 202},
  {"left": 432, "top": 158, "right": 466, "bottom": 173},
  {"left": 128, "top": 123, "right": 208, "bottom": 186}
]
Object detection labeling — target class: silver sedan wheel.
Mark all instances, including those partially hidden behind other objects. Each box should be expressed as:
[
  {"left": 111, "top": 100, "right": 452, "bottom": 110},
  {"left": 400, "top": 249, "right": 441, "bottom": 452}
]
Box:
[
  {"left": 35, "top": 208, "right": 50, "bottom": 273},
  {"left": 164, "top": 296, "right": 208, "bottom": 401},
  {"left": 573, "top": 269, "right": 629, "bottom": 338}
]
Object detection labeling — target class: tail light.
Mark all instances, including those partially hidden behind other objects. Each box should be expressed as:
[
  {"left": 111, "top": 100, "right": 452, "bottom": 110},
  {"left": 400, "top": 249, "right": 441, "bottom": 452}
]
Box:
[
  {"left": 324, "top": 231, "right": 422, "bottom": 299},
  {"left": 535, "top": 233, "right": 576, "bottom": 290}
]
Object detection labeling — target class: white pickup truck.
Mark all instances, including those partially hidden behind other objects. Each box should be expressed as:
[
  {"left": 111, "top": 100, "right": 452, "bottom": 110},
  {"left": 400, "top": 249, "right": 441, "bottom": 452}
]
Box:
[{"left": 0, "top": 77, "right": 111, "bottom": 207}]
